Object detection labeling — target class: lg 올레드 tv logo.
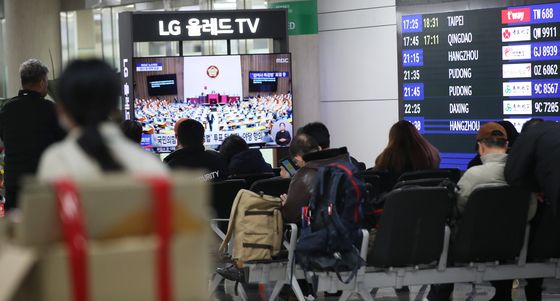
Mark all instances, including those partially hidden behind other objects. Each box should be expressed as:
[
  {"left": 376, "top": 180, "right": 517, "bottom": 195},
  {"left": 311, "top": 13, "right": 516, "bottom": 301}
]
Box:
[{"left": 502, "top": 8, "right": 531, "bottom": 24}]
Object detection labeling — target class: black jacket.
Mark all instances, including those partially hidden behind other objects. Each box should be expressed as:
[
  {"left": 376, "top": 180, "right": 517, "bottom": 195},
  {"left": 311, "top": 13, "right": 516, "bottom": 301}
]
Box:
[
  {"left": 228, "top": 149, "right": 273, "bottom": 175},
  {"left": 0, "top": 90, "right": 65, "bottom": 187},
  {"left": 283, "top": 147, "right": 352, "bottom": 223},
  {"left": 164, "top": 145, "right": 228, "bottom": 181},
  {"left": 275, "top": 130, "right": 292, "bottom": 146},
  {"left": 505, "top": 121, "right": 560, "bottom": 214}
]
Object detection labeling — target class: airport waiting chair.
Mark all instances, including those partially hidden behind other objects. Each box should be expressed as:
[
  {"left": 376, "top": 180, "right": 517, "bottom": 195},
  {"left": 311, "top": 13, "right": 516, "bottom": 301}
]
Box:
[
  {"left": 271, "top": 167, "right": 281, "bottom": 177},
  {"left": 398, "top": 168, "right": 461, "bottom": 184},
  {"left": 362, "top": 174, "right": 381, "bottom": 198},
  {"left": 249, "top": 177, "right": 290, "bottom": 197},
  {"left": 368, "top": 186, "right": 454, "bottom": 268},
  {"left": 228, "top": 172, "right": 275, "bottom": 188},
  {"left": 361, "top": 169, "right": 395, "bottom": 193},
  {"left": 451, "top": 185, "right": 531, "bottom": 263},
  {"left": 211, "top": 179, "right": 247, "bottom": 232},
  {"left": 393, "top": 178, "right": 450, "bottom": 190},
  {"left": 528, "top": 202, "right": 560, "bottom": 260}
]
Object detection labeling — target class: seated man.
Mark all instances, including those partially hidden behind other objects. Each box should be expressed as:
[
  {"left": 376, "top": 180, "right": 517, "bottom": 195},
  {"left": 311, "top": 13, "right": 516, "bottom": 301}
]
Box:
[
  {"left": 297, "top": 122, "right": 366, "bottom": 171},
  {"left": 164, "top": 119, "right": 227, "bottom": 182},
  {"left": 281, "top": 130, "right": 351, "bottom": 224},
  {"left": 428, "top": 122, "right": 536, "bottom": 301}
]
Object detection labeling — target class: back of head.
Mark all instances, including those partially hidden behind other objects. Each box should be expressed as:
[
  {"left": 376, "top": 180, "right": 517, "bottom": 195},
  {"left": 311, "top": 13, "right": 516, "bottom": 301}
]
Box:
[
  {"left": 375, "top": 120, "right": 440, "bottom": 174},
  {"left": 219, "top": 135, "right": 249, "bottom": 162},
  {"left": 289, "top": 133, "right": 320, "bottom": 158},
  {"left": 177, "top": 119, "right": 205, "bottom": 148},
  {"left": 120, "top": 120, "right": 143, "bottom": 144},
  {"left": 477, "top": 122, "right": 508, "bottom": 149},
  {"left": 20, "top": 59, "right": 49, "bottom": 93},
  {"left": 521, "top": 118, "right": 544, "bottom": 133},
  {"left": 297, "top": 122, "right": 330, "bottom": 149},
  {"left": 497, "top": 120, "right": 519, "bottom": 147},
  {"left": 57, "top": 59, "right": 121, "bottom": 171},
  {"left": 58, "top": 59, "right": 120, "bottom": 126}
]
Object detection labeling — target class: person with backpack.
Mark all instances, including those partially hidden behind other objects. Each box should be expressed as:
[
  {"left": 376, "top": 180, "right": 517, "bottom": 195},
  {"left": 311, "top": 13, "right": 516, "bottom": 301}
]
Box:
[{"left": 282, "top": 131, "right": 354, "bottom": 224}]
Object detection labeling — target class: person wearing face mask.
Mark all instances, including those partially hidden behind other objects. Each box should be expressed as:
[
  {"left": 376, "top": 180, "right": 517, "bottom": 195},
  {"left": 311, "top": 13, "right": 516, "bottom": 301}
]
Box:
[{"left": 0, "top": 59, "right": 65, "bottom": 211}]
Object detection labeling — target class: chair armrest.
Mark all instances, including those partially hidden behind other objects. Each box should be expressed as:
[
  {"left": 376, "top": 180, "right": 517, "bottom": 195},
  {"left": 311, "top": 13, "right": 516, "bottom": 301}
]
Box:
[
  {"left": 438, "top": 226, "right": 451, "bottom": 271},
  {"left": 210, "top": 219, "right": 229, "bottom": 240},
  {"left": 284, "top": 223, "right": 298, "bottom": 276},
  {"left": 360, "top": 229, "right": 370, "bottom": 261},
  {"left": 518, "top": 225, "right": 530, "bottom": 266}
]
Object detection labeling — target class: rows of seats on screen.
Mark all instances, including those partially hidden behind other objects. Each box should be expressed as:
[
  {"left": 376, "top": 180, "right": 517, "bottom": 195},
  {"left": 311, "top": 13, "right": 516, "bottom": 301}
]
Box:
[{"left": 132, "top": 54, "right": 294, "bottom": 153}]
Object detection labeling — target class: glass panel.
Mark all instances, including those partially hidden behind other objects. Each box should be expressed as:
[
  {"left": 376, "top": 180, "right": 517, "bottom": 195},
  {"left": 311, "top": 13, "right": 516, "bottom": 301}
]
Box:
[
  {"left": 111, "top": 5, "right": 136, "bottom": 71},
  {"left": 133, "top": 41, "right": 180, "bottom": 57},
  {"left": 182, "top": 40, "right": 202, "bottom": 56},
  {"left": 101, "top": 8, "right": 114, "bottom": 67},
  {"left": 211, "top": 40, "right": 228, "bottom": 55},
  {"left": 250, "top": 0, "right": 268, "bottom": 9},
  {"left": 0, "top": 19, "right": 6, "bottom": 98},
  {"left": 60, "top": 12, "right": 70, "bottom": 67},
  {"left": 66, "top": 11, "right": 79, "bottom": 62},
  {"left": 213, "top": 0, "right": 238, "bottom": 10},
  {"left": 232, "top": 39, "right": 273, "bottom": 54}
]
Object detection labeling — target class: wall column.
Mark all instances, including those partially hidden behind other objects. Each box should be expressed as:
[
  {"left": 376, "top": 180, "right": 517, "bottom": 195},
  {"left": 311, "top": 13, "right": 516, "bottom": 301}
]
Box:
[
  {"left": 269, "top": 0, "right": 321, "bottom": 130},
  {"left": 5, "top": 0, "right": 62, "bottom": 97}
]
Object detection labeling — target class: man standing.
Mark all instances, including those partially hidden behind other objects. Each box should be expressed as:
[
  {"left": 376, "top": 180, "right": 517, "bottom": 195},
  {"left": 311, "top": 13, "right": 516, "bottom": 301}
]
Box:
[{"left": 0, "top": 59, "right": 65, "bottom": 210}]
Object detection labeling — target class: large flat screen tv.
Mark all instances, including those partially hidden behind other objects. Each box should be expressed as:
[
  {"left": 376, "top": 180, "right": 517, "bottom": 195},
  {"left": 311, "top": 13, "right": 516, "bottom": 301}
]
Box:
[{"left": 132, "top": 53, "right": 293, "bottom": 153}]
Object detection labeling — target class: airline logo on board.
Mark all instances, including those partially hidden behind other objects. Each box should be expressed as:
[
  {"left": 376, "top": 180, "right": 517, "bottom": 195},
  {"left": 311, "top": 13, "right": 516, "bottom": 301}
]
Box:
[
  {"left": 502, "top": 45, "right": 532, "bottom": 60},
  {"left": 503, "top": 100, "right": 533, "bottom": 115},
  {"left": 504, "top": 118, "right": 531, "bottom": 132},
  {"left": 502, "top": 26, "right": 531, "bottom": 42},
  {"left": 503, "top": 81, "right": 532, "bottom": 97},
  {"left": 501, "top": 8, "right": 531, "bottom": 24},
  {"left": 503, "top": 63, "right": 532, "bottom": 78}
]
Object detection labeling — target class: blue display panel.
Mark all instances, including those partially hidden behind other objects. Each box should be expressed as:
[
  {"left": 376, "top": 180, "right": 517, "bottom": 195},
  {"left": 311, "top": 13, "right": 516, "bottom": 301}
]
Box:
[{"left": 400, "top": 3, "right": 560, "bottom": 169}]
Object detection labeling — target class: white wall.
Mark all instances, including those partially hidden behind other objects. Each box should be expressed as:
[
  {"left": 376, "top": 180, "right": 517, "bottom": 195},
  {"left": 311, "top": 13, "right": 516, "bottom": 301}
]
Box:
[{"left": 318, "top": 0, "right": 398, "bottom": 168}]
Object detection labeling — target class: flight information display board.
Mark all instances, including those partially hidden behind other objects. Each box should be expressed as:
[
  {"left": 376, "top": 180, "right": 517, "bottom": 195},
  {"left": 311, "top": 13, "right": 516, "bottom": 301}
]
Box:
[{"left": 399, "top": 3, "right": 560, "bottom": 169}]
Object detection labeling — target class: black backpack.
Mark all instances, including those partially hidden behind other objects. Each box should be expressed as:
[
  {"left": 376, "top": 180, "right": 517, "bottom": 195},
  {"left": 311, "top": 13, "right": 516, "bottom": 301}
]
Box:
[{"left": 295, "top": 161, "right": 367, "bottom": 284}]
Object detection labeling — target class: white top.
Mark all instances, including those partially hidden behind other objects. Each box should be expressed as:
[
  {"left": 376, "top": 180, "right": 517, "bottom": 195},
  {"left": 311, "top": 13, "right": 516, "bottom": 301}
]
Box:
[{"left": 38, "top": 123, "right": 168, "bottom": 181}]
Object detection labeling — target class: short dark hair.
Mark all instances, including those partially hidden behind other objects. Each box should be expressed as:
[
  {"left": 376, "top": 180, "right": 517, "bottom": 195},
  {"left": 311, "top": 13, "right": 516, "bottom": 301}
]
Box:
[
  {"left": 289, "top": 133, "right": 320, "bottom": 158},
  {"left": 297, "top": 122, "right": 330, "bottom": 149},
  {"left": 20, "top": 59, "right": 49, "bottom": 86},
  {"left": 177, "top": 119, "right": 205, "bottom": 147},
  {"left": 219, "top": 135, "right": 248, "bottom": 162},
  {"left": 521, "top": 118, "right": 544, "bottom": 133},
  {"left": 120, "top": 120, "right": 142, "bottom": 144},
  {"left": 480, "top": 138, "right": 508, "bottom": 149}
]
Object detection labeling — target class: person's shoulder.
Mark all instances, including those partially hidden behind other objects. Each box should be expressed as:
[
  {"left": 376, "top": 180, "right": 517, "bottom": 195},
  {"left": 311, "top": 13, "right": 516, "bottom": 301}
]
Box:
[
  {"left": 37, "top": 140, "right": 73, "bottom": 180},
  {"left": 119, "top": 140, "right": 168, "bottom": 173},
  {"left": 204, "top": 149, "right": 225, "bottom": 160}
]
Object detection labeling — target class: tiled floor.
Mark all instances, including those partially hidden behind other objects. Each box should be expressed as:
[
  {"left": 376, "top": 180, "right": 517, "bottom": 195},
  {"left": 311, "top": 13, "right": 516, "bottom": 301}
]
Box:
[{"left": 217, "top": 279, "right": 560, "bottom": 300}]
